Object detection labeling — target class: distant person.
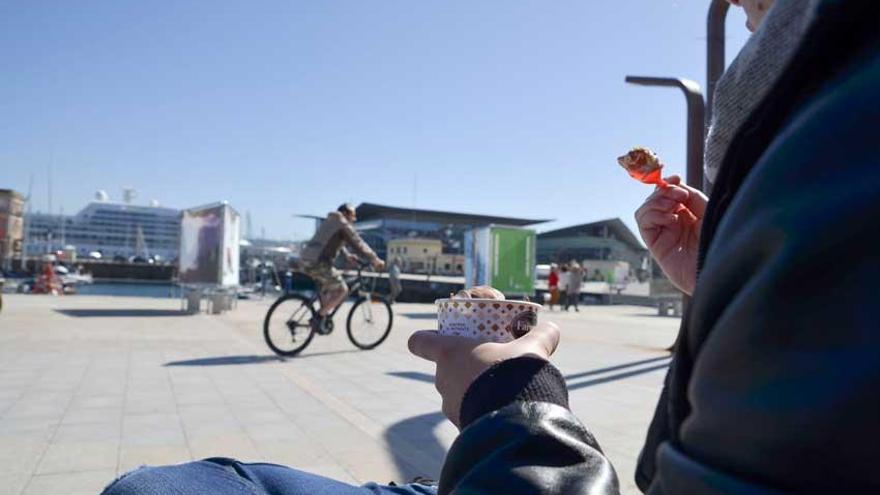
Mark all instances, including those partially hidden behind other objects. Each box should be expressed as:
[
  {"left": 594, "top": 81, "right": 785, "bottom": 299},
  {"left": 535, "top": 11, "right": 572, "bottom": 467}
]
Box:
[
  {"left": 557, "top": 263, "right": 570, "bottom": 310},
  {"left": 565, "top": 261, "right": 583, "bottom": 312},
  {"left": 388, "top": 261, "right": 403, "bottom": 302},
  {"left": 299, "top": 203, "right": 385, "bottom": 332},
  {"left": 547, "top": 263, "right": 560, "bottom": 310}
]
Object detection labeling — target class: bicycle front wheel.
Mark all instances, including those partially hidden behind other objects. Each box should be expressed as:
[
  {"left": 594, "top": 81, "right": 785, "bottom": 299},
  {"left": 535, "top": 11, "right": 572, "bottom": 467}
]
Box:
[
  {"left": 263, "top": 294, "right": 317, "bottom": 357},
  {"left": 346, "top": 297, "right": 393, "bottom": 350}
]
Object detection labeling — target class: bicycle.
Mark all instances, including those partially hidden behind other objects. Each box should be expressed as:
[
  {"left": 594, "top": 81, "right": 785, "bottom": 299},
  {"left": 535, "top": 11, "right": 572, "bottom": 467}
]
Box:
[{"left": 263, "top": 261, "right": 393, "bottom": 357}]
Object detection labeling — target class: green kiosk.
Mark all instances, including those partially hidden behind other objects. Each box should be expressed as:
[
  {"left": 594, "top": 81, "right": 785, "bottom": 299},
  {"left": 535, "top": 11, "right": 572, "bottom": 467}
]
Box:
[{"left": 464, "top": 225, "right": 536, "bottom": 298}]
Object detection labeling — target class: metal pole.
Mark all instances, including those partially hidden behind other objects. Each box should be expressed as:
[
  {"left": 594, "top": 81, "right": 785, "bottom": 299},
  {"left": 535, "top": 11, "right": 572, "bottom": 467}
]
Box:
[
  {"left": 706, "top": 0, "right": 730, "bottom": 128},
  {"left": 624, "top": 76, "right": 705, "bottom": 190}
]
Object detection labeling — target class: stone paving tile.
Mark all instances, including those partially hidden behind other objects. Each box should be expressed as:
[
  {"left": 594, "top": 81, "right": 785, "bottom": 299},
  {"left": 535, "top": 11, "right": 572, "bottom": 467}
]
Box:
[
  {"left": 188, "top": 433, "right": 261, "bottom": 461},
  {"left": 242, "top": 421, "right": 308, "bottom": 443},
  {"left": 0, "top": 417, "right": 59, "bottom": 440},
  {"left": 52, "top": 421, "right": 120, "bottom": 444},
  {"left": 36, "top": 441, "right": 119, "bottom": 474},
  {"left": 69, "top": 394, "right": 125, "bottom": 410},
  {"left": 0, "top": 473, "right": 31, "bottom": 495},
  {"left": 252, "top": 439, "right": 337, "bottom": 468},
  {"left": 0, "top": 438, "right": 49, "bottom": 477},
  {"left": 182, "top": 419, "right": 242, "bottom": 443},
  {"left": 61, "top": 406, "right": 123, "bottom": 425},
  {"left": 121, "top": 413, "right": 187, "bottom": 447},
  {"left": 22, "top": 469, "right": 117, "bottom": 495},
  {"left": 117, "top": 444, "right": 192, "bottom": 473}
]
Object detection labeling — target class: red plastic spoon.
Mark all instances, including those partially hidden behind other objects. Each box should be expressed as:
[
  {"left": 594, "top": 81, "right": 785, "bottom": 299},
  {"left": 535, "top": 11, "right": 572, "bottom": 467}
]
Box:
[{"left": 628, "top": 166, "right": 669, "bottom": 188}]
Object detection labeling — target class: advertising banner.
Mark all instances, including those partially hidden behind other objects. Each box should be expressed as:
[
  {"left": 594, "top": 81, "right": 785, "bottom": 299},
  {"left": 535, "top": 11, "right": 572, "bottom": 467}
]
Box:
[
  {"left": 179, "top": 203, "right": 240, "bottom": 286},
  {"left": 465, "top": 225, "right": 535, "bottom": 297},
  {"left": 221, "top": 206, "right": 240, "bottom": 286}
]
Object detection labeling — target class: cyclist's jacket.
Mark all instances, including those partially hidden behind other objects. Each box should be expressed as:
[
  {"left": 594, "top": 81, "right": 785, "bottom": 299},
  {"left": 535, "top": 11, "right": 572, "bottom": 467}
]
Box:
[{"left": 300, "top": 211, "right": 379, "bottom": 265}]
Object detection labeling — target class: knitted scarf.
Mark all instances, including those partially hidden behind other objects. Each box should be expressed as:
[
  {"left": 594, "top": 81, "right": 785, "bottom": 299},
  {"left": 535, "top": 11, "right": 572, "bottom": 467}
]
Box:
[{"left": 704, "top": 0, "right": 820, "bottom": 186}]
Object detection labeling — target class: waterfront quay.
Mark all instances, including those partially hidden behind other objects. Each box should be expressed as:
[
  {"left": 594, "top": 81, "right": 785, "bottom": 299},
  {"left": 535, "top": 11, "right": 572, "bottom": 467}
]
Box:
[{"left": 0, "top": 295, "right": 678, "bottom": 494}]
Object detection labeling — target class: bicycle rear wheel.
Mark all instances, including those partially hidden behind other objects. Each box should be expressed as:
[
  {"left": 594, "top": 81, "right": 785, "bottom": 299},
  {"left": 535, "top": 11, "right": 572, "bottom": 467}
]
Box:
[
  {"left": 263, "top": 294, "right": 317, "bottom": 356},
  {"left": 346, "top": 297, "right": 393, "bottom": 350}
]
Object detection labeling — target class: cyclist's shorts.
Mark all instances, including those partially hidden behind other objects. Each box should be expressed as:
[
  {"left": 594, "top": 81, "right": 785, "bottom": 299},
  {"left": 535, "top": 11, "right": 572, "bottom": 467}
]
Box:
[{"left": 302, "top": 261, "right": 347, "bottom": 294}]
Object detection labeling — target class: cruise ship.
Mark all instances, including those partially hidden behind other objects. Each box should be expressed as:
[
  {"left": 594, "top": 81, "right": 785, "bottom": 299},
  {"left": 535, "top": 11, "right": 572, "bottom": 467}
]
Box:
[{"left": 25, "top": 192, "right": 180, "bottom": 261}]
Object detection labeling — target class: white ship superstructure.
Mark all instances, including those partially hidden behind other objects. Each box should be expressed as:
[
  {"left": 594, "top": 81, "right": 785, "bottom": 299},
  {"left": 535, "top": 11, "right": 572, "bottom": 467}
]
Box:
[{"left": 26, "top": 194, "right": 180, "bottom": 260}]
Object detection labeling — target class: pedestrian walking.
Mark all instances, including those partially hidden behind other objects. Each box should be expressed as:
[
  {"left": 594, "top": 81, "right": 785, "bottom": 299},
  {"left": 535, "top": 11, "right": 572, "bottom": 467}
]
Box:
[
  {"left": 547, "top": 264, "right": 559, "bottom": 310},
  {"left": 557, "top": 264, "right": 570, "bottom": 310},
  {"left": 388, "top": 261, "right": 403, "bottom": 302},
  {"left": 565, "top": 261, "right": 583, "bottom": 312}
]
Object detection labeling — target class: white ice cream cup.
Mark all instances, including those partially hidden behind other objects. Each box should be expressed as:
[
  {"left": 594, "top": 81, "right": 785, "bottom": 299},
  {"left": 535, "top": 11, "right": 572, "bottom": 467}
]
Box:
[{"left": 435, "top": 298, "right": 542, "bottom": 343}]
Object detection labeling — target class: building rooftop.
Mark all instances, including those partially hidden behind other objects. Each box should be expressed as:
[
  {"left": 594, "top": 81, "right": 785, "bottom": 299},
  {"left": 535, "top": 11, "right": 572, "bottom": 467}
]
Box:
[
  {"left": 355, "top": 202, "right": 549, "bottom": 227},
  {"left": 538, "top": 218, "right": 646, "bottom": 253}
]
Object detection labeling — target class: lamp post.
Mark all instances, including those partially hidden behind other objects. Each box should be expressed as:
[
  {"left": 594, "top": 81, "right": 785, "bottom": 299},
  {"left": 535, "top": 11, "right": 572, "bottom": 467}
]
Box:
[
  {"left": 707, "top": 0, "right": 731, "bottom": 127},
  {"left": 624, "top": 1, "right": 731, "bottom": 192},
  {"left": 624, "top": 76, "right": 706, "bottom": 190}
]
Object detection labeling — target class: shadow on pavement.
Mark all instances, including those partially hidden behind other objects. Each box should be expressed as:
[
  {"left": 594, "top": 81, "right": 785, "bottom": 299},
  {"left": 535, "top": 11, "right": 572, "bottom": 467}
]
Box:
[
  {"left": 389, "top": 355, "right": 672, "bottom": 391},
  {"left": 164, "top": 355, "right": 283, "bottom": 366},
  {"left": 384, "top": 411, "right": 447, "bottom": 480},
  {"left": 565, "top": 355, "right": 671, "bottom": 381},
  {"left": 294, "top": 349, "right": 363, "bottom": 359},
  {"left": 567, "top": 363, "right": 670, "bottom": 391},
  {"left": 399, "top": 312, "right": 439, "bottom": 320},
  {"left": 56, "top": 309, "right": 189, "bottom": 318},
  {"left": 387, "top": 371, "right": 434, "bottom": 383}
]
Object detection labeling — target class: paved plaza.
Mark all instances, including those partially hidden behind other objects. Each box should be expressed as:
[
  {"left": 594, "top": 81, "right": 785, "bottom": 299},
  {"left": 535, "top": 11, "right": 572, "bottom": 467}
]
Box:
[{"left": 0, "top": 294, "right": 679, "bottom": 494}]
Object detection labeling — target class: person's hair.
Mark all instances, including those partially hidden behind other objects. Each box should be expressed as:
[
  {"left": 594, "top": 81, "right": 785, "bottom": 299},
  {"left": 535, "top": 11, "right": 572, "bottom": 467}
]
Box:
[
  {"left": 337, "top": 203, "right": 355, "bottom": 215},
  {"left": 561, "top": 265, "right": 569, "bottom": 272}
]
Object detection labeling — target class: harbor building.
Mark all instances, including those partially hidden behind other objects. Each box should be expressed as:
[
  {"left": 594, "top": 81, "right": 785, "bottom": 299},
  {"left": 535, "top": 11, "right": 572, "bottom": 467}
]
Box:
[
  {"left": 536, "top": 218, "right": 652, "bottom": 281},
  {"left": 386, "top": 237, "right": 465, "bottom": 276},
  {"left": 25, "top": 192, "right": 181, "bottom": 261},
  {"left": 353, "top": 202, "right": 548, "bottom": 261}
]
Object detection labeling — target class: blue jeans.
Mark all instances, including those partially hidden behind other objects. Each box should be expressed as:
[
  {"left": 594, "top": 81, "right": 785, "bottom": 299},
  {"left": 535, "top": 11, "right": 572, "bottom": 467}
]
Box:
[{"left": 102, "top": 457, "right": 439, "bottom": 495}]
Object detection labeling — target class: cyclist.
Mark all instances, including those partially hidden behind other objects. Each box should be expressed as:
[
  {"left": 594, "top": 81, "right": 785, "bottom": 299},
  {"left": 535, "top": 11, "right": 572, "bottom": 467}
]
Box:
[{"left": 300, "top": 203, "right": 385, "bottom": 332}]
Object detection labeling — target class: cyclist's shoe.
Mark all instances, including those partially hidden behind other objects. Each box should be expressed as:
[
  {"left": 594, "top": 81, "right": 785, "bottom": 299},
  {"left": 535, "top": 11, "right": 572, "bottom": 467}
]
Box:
[{"left": 309, "top": 315, "right": 324, "bottom": 334}]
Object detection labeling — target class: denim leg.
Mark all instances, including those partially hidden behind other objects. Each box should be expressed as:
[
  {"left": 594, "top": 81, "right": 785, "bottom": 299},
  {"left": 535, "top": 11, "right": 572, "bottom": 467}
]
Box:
[{"left": 102, "top": 457, "right": 438, "bottom": 495}]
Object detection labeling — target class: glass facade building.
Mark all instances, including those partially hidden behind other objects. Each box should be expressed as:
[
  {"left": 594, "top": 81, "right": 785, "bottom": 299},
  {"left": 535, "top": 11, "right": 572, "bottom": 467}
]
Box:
[
  {"left": 536, "top": 219, "right": 650, "bottom": 274},
  {"left": 353, "top": 203, "right": 547, "bottom": 260}
]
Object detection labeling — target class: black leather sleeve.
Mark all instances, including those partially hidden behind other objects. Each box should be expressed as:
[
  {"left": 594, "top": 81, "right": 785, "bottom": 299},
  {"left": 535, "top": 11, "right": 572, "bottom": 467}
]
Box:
[
  {"left": 439, "top": 357, "right": 620, "bottom": 494},
  {"left": 458, "top": 356, "right": 569, "bottom": 429}
]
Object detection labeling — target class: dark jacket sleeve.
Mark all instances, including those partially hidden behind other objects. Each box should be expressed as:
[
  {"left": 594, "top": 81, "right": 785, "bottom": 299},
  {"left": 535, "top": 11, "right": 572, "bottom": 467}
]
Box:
[
  {"left": 438, "top": 356, "right": 620, "bottom": 495},
  {"left": 646, "top": 46, "right": 880, "bottom": 494}
]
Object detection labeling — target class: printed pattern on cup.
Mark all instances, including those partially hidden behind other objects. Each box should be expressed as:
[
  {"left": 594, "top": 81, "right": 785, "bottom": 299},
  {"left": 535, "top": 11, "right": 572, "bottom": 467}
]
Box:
[{"left": 437, "top": 299, "right": 540, "bottom": 343}]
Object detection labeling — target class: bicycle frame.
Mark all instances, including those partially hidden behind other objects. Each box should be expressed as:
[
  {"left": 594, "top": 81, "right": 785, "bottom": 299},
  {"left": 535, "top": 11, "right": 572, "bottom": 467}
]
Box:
[{"left": 304, "top": 264, "right": 382, "bottom": 320}]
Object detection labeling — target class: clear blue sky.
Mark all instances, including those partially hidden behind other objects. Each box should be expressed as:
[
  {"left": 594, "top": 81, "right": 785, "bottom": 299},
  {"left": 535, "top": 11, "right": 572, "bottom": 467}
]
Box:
[{"left": 1, "top": 1, "right": 749, "bottom": 241}]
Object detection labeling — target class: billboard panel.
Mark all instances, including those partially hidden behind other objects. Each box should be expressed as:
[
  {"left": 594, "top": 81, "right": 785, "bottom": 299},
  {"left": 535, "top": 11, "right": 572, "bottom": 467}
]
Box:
[
  {"left": 464, "top": 227, "right": 491, "bottom": 288},
  {"left": 179, "top": 203, "right": 240, "bottom": 286},
  {"left": 490, "top": 227, "right": 535, "bottom": 296},
  {"left": 465, "top": 225, "right": 535, "bottom": 296},
  {"left": 222, "top": 206, "right": 240, "bottom": 286}
]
